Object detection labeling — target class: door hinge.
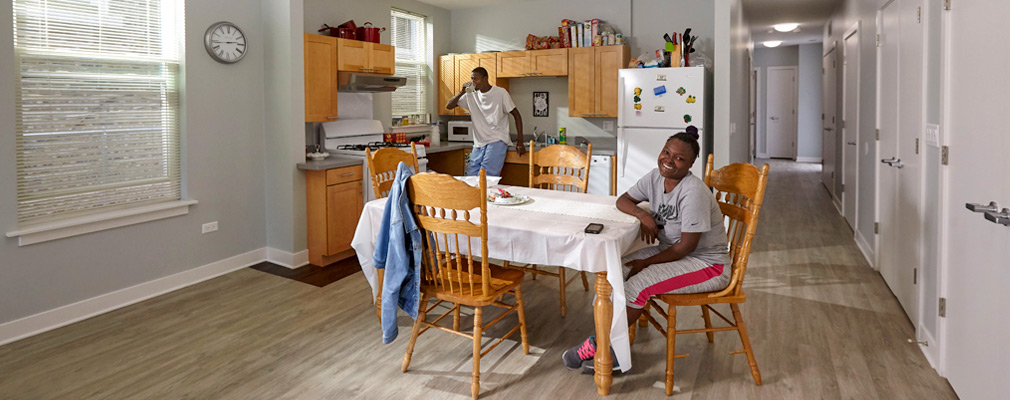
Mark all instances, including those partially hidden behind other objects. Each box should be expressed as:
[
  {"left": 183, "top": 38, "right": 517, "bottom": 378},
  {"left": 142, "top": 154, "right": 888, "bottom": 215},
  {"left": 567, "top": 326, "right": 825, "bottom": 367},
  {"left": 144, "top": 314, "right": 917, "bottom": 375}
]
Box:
[
  {"left": 822, "top": 113, "right": 825, "bottom": 120},
  {"left": 841, "top": 120, "right": 846, "bottom": 129},
  {"left": 944, "top": 0, "right": 951, "bottom": 11},
  {"left": 915, "top": 138, "right": 919, "bottom": 154},
  {"left": 876, "top": 34, "right": 882, "bottom": 47},
  {"left": 913, "top": 268, "right": 918, "bottom": 284},
  {"left": 917, "top": 6, "right": 922, "bottom": 23},
  {"left": 941, "top": 145, "right": 949, "bottom": 165},
  {"left": 874, "top": 222, "right": 879, "bottom": 234},
  {"left": 939, "top": 298, "right": 947, "bottom": 317},
  {"left": 842, "top": 184, "right": 845, "bottom": 193},
  {"left": 876, "top": 129, "right": 880, "bottom": 140}
]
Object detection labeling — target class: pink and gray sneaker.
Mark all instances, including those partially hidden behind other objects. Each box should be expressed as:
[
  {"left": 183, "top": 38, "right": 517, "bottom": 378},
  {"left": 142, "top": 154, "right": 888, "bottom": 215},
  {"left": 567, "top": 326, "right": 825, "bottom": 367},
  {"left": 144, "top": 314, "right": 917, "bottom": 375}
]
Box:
[{"left": 562, "top": 336, "right": 620, "bottom": 371}]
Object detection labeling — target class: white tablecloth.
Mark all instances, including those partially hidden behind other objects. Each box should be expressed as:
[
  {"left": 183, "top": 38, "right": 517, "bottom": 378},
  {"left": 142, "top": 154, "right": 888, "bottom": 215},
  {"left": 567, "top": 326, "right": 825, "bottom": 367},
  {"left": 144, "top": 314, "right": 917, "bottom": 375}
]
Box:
[{"left": 351, "top": 186, "right": 640, "bottom": 372}]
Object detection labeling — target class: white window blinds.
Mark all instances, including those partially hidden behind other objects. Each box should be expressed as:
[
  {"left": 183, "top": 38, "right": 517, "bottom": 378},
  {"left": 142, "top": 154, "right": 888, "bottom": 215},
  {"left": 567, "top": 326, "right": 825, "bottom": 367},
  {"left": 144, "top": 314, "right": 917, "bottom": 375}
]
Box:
[
  {"left": 390, "top": 9, "right": 428, "bottom": 117},
  {"left": 13, "top": 0, "right": 183, "bottom": 225}
]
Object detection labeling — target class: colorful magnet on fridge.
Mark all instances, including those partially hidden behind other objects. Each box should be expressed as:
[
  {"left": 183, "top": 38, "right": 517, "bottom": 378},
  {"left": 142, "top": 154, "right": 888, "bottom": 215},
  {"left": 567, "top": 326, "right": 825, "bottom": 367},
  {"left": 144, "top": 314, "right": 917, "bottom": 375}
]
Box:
[
  {"left": 676, "top": 87, "right": 686, "bottom": 96},
  {"left": 654, "top": 105, "right": 665, "bottom": 112},
  {"left": 684, "top": 114, "right": 692, "bottom": 123},
  {"left": 634, "top": 87, "right": 642, "bottom": 96},
  {"left": 686, "top": 95, "right": 696, "bottom": 104},
  {"left": 634, "top": 103, "right": 642, "bottom": 110},
  {"left": 654, "top": 85, "right": 667, "bottom": 96},
  {"left": 636, "top": 110, "right": 642, "bottom": 116}
]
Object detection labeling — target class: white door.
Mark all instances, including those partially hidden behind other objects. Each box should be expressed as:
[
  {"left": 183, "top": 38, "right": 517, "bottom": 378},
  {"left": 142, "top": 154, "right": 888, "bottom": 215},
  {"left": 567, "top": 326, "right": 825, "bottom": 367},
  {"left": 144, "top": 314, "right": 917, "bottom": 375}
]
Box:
[
  {"left": 942, "top": 1, "right": 1010, "bottom": 397},
  {"left": 766, "top": 67, "right": 796, "bottom": 159},
  {"left": 822, "top": 47, "right": 838, "bottom": 198},
  {"left": 842, "top": 28, "right": 859, "bottom": 228}
]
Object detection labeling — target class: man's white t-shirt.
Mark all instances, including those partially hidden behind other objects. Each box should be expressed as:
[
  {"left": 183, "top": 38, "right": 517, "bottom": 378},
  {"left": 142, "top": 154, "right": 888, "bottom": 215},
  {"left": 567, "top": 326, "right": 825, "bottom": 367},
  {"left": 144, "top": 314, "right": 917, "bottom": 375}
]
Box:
[{"left": 457, "top": 86, "right": 516, "bottom": 147}]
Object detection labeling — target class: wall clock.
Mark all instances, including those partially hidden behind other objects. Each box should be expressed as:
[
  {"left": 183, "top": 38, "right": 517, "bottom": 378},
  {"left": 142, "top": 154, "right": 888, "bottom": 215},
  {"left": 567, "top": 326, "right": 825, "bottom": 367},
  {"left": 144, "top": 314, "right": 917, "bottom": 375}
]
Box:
[{"left": 204, "top": 21, "right": 247, "bottom": 64}]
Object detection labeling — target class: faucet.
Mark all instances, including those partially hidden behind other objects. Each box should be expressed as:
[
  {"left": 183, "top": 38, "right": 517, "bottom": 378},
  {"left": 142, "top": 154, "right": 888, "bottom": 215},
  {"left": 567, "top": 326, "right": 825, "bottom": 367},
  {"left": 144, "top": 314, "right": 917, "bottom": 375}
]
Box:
[{"left": 531, "top": 126, "right": 546, "bottom": 143}]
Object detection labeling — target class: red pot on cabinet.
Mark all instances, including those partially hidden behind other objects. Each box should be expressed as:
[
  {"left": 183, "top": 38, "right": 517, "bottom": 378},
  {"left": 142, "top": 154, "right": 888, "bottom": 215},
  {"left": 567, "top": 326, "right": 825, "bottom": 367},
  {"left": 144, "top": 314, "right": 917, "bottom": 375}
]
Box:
[{"left": 356, "top": 22, "right": 385, "bottom": 43}]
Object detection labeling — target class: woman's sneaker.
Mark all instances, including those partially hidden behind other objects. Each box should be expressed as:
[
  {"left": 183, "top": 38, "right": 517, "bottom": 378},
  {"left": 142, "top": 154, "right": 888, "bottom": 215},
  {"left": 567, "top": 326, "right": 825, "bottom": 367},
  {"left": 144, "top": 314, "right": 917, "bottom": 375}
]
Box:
[{"left": 562, "top": 336, "right": 597, "bottom": 370}]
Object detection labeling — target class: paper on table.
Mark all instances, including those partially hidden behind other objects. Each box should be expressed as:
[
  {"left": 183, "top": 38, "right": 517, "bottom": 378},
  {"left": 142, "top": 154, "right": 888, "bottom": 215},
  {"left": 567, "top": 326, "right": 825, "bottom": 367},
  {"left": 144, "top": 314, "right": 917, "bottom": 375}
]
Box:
[{"left": 493, "top": 196, "right": 639, "bottom": 224}]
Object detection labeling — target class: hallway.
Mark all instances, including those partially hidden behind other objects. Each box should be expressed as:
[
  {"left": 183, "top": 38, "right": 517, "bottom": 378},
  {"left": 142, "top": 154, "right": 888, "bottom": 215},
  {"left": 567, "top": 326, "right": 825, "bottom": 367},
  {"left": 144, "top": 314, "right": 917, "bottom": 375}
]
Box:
[{"left": 0, "top": 160, "right": 957, "bottom": 399}]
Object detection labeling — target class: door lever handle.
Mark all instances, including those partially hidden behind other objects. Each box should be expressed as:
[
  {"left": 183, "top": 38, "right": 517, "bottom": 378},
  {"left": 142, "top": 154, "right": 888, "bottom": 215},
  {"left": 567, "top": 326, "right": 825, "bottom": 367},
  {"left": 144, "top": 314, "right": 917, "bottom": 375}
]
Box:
[
  {"left": 847, "top": 141, "right": 857, "bottom": 145},
  {"left": 880, "top": 157, "right": 897, "bottom": 165},
  {"left": 891, "top": 159, "right": 903, "bottom": 168},
  {"left": 966, "top": 201, "right": 1000, "bottom": 213},
  {"left": 984, "top": 208, "right": 1010, "bottom": 226}
]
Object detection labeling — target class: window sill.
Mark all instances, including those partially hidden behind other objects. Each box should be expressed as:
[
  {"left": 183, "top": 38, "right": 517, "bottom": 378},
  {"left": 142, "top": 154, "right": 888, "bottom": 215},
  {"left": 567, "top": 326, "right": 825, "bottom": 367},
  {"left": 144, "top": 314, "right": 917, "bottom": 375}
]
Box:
[{"left": 6, "top": 200, "right": 198, "bottom": 246}]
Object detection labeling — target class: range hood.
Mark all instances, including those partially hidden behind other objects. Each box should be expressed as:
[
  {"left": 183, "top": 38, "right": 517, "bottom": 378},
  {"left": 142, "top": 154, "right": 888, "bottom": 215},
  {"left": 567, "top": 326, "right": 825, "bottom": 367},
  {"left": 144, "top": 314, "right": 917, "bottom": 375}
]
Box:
[{"left": 337, "top": 72, "right": 406, "bottom": 92}]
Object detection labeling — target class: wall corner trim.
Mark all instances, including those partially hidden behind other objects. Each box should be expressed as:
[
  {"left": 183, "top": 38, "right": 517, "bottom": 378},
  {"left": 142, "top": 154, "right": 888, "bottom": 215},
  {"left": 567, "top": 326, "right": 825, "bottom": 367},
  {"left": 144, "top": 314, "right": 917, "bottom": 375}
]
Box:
[
  {"left": 265, "top": 247, "right": 310, "bottom": 269},
  {"left": 0, "top": 247, "right": 267, "bottom": 346},
  {"left": 854, "top": 229, "right": 875, "bottom": 269}
]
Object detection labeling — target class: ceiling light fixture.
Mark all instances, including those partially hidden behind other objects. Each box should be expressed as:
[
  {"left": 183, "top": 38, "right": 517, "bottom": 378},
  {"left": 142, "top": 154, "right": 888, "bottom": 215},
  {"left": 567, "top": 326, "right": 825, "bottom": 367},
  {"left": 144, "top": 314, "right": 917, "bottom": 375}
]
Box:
[
  {"left": 763, "top": 41, "right": 782, "bottom": 48},
  {"left": 773, "top": 23, "right": 799, "bottom": 32}
]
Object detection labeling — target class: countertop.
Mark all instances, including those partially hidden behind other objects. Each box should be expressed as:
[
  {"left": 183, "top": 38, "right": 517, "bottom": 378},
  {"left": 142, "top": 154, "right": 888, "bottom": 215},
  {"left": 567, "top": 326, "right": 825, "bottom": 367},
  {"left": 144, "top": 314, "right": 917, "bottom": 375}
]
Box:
[
  {"left": 296, "top": 155, "right": 362, "bottom": 171},
  {"left": 509, "top": 135, "right": 617, "bottom": 156}
]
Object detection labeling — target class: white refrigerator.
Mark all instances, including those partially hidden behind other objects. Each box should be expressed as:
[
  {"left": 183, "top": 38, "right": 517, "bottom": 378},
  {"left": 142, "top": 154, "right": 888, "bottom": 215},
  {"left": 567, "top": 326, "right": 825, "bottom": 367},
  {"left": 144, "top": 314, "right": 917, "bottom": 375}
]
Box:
[{"left": 617, "top": 67, "right": 707, "bottom": 194}]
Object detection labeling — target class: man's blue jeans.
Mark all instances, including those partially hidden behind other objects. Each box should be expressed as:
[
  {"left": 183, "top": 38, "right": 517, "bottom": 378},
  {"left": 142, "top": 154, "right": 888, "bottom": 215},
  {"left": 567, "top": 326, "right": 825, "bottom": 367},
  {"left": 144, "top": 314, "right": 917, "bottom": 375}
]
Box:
[{"left": 466, "top": 140, "right": 508, "bottom": 176}]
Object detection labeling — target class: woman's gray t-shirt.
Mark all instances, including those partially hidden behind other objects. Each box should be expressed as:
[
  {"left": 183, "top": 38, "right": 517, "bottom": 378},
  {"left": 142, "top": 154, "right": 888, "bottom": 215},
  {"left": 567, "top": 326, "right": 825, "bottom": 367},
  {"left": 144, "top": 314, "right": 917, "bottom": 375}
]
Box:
[{"left": 626, "top": 169, "right": 730, "bottom": 266}]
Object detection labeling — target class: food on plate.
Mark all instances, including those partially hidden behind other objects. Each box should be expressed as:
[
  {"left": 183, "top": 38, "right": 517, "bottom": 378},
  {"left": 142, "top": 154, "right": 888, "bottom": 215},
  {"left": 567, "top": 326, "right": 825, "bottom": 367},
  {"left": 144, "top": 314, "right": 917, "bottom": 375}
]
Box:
[{"left": 487, "top": 188, "right": 513, "bottom": 202}]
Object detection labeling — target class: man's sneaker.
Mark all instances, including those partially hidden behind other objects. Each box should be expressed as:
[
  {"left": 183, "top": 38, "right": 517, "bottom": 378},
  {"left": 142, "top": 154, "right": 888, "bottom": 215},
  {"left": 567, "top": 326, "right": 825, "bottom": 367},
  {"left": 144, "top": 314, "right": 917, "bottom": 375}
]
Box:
[
  {"left": 580, "top": 349, "right": 621, "bottom": 374},
  {"left": 562, "top": 336, "right": 597, "bottom": 370}
]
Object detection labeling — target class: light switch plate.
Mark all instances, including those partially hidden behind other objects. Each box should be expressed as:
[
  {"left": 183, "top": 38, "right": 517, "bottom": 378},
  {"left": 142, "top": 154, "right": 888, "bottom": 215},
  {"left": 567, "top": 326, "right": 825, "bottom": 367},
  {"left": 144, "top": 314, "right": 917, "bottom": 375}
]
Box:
[
  {"left": 730, "top": 122, "right": 736, "bottom": 134},
  {"left": 603, "top": 121, "right": 614, "bottom": 132}
]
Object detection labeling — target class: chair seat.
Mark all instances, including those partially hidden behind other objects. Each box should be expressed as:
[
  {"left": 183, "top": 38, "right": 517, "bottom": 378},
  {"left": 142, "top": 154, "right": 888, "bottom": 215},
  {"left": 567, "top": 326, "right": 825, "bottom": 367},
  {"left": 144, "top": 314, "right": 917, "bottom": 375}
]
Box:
[
  {"left": 421, "top": 262, "right": 525, "bottom": 305},
  {"left": 657, "top": 289, "right": 747, "bottom": 306}
]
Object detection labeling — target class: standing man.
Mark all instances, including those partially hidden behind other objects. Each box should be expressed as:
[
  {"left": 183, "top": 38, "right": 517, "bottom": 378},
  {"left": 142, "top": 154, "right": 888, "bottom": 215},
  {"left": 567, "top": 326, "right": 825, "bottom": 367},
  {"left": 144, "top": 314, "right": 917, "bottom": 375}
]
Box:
[{"left": 446, "top": 67, "right": 525, "bottom": 176}]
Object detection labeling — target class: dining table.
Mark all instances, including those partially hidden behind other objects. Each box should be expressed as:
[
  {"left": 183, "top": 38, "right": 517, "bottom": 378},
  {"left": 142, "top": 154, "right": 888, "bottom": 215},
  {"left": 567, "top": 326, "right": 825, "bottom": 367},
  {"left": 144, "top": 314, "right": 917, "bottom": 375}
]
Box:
[{"left": 350, "top": 184, "right": 642, "bottom": 395}]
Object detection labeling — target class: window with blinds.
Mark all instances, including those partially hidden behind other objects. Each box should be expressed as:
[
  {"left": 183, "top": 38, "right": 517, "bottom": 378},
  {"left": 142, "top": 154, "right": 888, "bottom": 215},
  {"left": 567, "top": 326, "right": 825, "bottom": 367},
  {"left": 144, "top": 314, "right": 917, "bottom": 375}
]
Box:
[
  {"left": 12, "top": 0, "right": 182, "bottom": 225},
  {"left": 390, "top": 9, "right": 428, "bottom": 117}
]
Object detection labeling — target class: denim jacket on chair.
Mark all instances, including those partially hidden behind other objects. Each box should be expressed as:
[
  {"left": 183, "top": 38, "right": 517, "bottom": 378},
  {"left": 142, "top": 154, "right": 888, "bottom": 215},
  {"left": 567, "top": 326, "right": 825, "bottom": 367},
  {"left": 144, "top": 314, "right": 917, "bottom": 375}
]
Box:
[{"left": 373, "top": 162, "right": 422, "bottom": 344}]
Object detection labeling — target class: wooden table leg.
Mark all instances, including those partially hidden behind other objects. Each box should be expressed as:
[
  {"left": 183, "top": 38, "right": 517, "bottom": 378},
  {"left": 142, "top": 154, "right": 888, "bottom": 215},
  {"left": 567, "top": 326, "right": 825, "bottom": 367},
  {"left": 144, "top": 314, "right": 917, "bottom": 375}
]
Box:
[{"left": 593, "top": 271, "right": 613, "bottom": 395}]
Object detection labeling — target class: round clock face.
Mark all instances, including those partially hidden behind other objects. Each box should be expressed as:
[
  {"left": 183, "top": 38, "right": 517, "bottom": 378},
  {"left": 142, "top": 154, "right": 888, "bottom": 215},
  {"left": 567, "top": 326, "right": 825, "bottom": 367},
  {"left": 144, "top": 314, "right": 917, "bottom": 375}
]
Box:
[{"left": 204, "top": 21, "right": 247, "bottom": 64}]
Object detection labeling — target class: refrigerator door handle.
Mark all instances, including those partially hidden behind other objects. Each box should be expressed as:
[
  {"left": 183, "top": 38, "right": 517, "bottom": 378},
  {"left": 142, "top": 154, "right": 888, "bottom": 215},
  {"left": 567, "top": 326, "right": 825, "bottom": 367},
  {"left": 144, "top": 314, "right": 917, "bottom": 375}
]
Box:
[
  {"left": 617, "top": 77, "right": 625, "bottom": 128},
  {"left": 618, "top": 129, "right": 628, "bottom": 178}
]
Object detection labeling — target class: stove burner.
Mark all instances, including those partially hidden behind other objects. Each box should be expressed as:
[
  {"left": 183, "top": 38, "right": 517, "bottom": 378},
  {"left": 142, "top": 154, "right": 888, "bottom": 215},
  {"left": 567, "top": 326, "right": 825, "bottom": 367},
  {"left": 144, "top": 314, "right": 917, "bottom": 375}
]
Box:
[
  {"left": 366, "top": 141, "right": 410, "bottom": 149},
  {"left": 335, "top": 144, "right": 368, "bottom": 151}
]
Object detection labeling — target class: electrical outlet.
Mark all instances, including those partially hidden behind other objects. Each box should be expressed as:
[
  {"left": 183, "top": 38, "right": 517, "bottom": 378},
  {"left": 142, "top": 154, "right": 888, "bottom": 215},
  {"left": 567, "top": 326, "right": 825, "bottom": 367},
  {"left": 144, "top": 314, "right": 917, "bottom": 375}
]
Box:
[
  {"left": 603, "top": 121, "right": 614, "bottom": 132},
  {"left": 202, "top": 221, "right": 218, "bottom": 234}
]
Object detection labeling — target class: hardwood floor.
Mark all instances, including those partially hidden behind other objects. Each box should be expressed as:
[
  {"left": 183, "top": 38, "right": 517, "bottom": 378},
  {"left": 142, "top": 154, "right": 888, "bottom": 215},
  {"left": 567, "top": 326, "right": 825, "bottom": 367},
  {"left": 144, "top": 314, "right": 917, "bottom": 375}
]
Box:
[{"left": 0, "top": 160, "right": 956, "bottom": 399}]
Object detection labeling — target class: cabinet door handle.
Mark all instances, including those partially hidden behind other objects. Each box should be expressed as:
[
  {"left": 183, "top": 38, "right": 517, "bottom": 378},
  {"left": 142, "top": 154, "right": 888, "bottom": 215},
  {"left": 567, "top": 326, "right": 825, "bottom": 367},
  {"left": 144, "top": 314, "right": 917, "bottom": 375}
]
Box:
[
  {"left": 327, "top": 116, "right": 339, "bottom": 120},
  {"left": 341, "top": 173, "right": 354, "bottom": 177}
]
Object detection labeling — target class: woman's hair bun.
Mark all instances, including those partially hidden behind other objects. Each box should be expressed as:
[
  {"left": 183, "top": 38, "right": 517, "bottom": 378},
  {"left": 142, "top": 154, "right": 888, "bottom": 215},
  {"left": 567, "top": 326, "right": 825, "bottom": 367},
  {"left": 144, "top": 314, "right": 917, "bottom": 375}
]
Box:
[{"left": 685, "top": 125, "right": 700, "bottom": 140}]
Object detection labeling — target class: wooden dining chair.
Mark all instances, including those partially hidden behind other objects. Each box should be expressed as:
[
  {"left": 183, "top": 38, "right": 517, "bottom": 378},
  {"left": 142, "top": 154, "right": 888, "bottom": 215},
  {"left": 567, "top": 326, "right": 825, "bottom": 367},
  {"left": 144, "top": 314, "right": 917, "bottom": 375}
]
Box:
[
  {"left": 366, "top": 143, "right": 420, "bottom": 320},
  {"left": 364, "top": 143, "right": 420, "bottom": 199},
  {"left": 401, "top": 169, "right": 530, "bottom": 400},
  {"left": 628, "top": 154, "right": 769, "bottom": 396},
  {"left": 503, "top": 140, "right": 593, "bottom": 317}
]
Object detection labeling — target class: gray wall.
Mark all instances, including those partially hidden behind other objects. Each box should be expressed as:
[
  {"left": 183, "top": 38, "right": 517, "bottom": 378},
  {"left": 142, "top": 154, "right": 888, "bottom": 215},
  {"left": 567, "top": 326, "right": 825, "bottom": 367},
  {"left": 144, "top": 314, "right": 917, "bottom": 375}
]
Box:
[
  {"left": 446, "top": 0, "right": 719, "bottom": 146},
  {"left": 797, "top": 43, "right": 823, "bottom": 161},
  {"left": 304, "top": 0, "right": 452, "bottom": 135},
  {"left": 725, "top": 0, "right": 752, "bottom": 164},
  {"left": 0, "top": 0, "right": 270, "bottom": 324},
  {"left": 753, "top": 46, "right": 798, "bottom": 156}
]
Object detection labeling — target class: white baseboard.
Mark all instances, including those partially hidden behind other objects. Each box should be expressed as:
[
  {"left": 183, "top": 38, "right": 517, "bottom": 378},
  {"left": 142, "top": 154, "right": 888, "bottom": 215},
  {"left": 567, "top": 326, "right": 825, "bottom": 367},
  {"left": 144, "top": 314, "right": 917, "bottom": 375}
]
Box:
[
  {"left": 833, "top": 196, "right": 843, "bottom": 215},
  {"left": 0, "top": 247, "right": 287, "bottom": 346},
  {"left": 854, "top": 229, "right": 875, "bottom": 269},
  {"left": 918, "top": 328, "right": 939, "bottom": 371},
  {"left": 756, "top": 152, "right": 769, "bottom": 158},
  {"left": 265, "top": 247, "right": 309, "bottom": 269},
  {"left": 795, "top": 156, "right": 822, "bottom": 163}
]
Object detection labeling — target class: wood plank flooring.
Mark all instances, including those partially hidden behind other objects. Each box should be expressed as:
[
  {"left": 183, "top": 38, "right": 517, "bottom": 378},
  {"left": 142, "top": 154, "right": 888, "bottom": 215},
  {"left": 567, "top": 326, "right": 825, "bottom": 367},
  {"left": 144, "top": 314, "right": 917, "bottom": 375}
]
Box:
[{"left": 0, "top": 160, "right": 957, "bottom": 399}]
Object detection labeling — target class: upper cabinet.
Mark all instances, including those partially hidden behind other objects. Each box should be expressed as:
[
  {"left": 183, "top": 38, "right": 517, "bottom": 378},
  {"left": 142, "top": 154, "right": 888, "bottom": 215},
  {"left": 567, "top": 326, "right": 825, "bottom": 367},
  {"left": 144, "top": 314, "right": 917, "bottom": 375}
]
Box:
[
  {"left": 568, "top": 45, "right": 629, "bottom": 118},
  {"left": 336, "top": 38, "right": 394, "bottom": 74},
  {"left": 304, "top": 33, "right": 338, "bottom": 122},
  {"left": 438, "top": 53, "right": 509, "bottom": 116},
  {"left": 497, "top": 49, "right": 568, "bottom": 78}
]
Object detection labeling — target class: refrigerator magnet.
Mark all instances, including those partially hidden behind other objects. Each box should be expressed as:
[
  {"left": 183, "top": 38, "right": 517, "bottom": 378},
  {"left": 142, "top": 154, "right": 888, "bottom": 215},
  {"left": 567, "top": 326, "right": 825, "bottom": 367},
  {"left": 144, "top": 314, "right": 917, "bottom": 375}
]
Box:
[
  {"left": 676, "top": 87, "right": 686, "bottom": 96},
  {"left": 655, "top": 105, "right": 665, "bottom": 112},
  {"left": 686, "top": 95, "right": 696, "bottom": 104},
  {"left": 654, "top": 85, "right": 667, "bottom": 96},
  {"left": 684, "top": 114, "right": 692, "bottom": 123}
]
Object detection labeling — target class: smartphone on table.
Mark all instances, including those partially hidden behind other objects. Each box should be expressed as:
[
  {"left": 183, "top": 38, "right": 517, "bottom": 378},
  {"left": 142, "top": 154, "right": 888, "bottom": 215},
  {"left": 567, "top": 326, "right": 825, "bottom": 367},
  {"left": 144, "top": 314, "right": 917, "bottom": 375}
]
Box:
[{"left": 585, "top": 223, "right": 604, "bottom": 234}]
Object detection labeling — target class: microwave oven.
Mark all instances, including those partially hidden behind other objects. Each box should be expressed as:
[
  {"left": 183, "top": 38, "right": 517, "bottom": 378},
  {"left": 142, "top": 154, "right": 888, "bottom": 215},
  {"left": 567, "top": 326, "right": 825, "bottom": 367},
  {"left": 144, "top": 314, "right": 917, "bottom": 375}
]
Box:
[{"left": 447, "top": 121, "right": 475, "bottom": 142}]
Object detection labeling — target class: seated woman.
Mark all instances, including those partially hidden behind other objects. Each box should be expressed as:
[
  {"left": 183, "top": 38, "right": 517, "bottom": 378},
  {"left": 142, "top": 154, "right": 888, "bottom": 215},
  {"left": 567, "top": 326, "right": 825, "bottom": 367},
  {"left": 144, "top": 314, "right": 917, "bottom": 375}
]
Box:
[{"left": 562, "top": 126, "right": 730, "bottom": 371}]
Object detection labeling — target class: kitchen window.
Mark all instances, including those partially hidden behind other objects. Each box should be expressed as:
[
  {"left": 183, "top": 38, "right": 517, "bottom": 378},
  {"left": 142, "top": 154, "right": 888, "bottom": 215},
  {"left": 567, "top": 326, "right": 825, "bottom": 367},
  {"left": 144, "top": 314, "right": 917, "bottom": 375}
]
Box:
[
  {"left": 390, "top": 8, "right": 429, "bottom": 117},
  {"left": 8, "top": 0, "right": 189, "bottom": 245}
]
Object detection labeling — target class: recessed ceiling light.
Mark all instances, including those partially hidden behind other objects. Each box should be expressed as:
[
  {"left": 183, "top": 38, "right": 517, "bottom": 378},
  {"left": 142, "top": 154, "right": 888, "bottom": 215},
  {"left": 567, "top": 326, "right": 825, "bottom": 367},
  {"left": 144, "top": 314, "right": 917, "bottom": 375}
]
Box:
[
  {"left": 773, "top": 23, "right": 799, "bottom": 32},
  {"left": 763, "top": 41, "right": 782, "bottom": 48}
]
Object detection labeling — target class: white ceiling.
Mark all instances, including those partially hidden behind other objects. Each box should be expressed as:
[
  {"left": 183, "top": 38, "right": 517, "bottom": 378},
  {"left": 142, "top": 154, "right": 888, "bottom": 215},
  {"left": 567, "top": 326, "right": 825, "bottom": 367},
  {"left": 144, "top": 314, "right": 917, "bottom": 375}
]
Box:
[
  {"left": 743, "top": 0, "right": 844, "bottom": 47},
  {"left": 417, "top": 0, "right": 844, "bottom": 47}
]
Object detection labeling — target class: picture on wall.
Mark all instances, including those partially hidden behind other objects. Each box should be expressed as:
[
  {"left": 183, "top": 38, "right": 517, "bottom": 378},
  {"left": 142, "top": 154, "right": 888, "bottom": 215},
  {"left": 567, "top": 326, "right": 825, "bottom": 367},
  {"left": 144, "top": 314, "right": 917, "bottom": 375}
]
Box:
[{"left": 533, "top": 92, "right": 549, "bottom": 117}]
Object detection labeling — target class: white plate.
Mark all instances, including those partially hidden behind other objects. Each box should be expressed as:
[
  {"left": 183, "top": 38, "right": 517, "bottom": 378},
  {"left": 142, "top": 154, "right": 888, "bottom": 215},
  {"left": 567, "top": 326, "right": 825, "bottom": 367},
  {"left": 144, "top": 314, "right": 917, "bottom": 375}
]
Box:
[{"left": 489, "top": 194, "right": 530, "bottom": 206}]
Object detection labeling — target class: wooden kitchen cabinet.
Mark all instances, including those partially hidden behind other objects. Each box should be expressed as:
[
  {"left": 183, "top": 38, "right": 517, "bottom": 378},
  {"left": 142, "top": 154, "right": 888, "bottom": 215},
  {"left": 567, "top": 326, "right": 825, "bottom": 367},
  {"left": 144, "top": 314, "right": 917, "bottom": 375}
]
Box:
[
  {"left": 438, "top": 53, "right": 508, "bottom": 116},
  {"left": 304, "top": 33, "right": 338, "bottom": 122},
  {"left": 306, "top": 165, "right": 363, "bottom": 266},
  {"left": 568, "top": 45, "right": 629, "bottom": 118},
  {"left": 497, "top": 48, "right": 568, "bottom": 78},
  {"left": 336, "top": 38, "right": 394, "bottom": 74}
]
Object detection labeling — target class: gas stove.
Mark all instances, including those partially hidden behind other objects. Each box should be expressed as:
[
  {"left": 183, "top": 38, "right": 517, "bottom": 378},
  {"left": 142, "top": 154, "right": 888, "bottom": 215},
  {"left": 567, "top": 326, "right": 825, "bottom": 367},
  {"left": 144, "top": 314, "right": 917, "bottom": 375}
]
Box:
[
  {"left": 333, "top": 142, "right": 413, "bottom": 152},
  {"left": 321, "top": 119, "right": 428, "bottom": 203}
]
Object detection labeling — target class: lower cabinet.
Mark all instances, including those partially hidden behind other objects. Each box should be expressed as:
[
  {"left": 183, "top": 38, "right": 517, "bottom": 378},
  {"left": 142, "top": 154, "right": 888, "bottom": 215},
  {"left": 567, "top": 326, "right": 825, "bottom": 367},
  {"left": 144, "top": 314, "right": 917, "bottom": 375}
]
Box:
[{"left": 306, "top": 165, "right": 363, "bottom": 266}]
